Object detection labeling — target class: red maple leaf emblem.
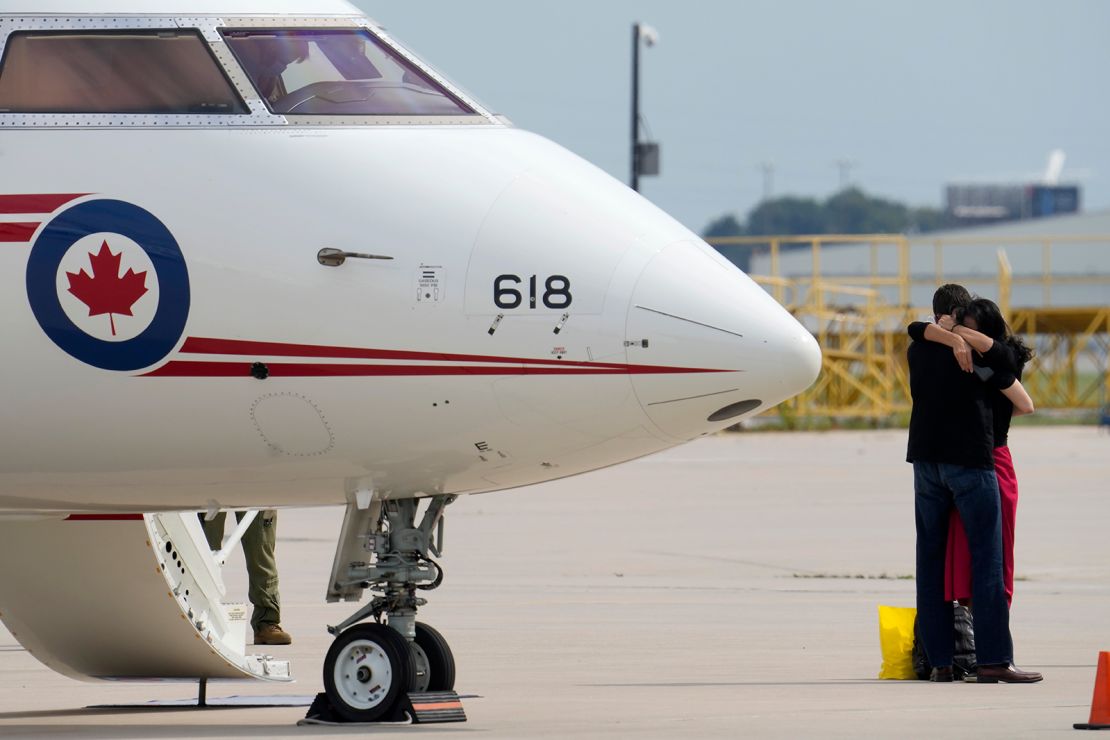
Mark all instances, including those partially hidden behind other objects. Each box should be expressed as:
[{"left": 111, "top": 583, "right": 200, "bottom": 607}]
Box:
[{"left": 66, "top": 241, "right": 149, "bottom": 337}]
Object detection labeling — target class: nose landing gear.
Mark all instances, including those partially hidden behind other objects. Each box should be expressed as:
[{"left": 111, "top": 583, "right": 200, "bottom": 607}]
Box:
[{"left": 318, "top": 495, "right": 459, "bottom": 723}]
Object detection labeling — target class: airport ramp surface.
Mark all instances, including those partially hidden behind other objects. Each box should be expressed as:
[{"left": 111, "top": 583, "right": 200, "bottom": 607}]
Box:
[{"left": 0, "top": 426, "right": 1105, "bottom": 738}]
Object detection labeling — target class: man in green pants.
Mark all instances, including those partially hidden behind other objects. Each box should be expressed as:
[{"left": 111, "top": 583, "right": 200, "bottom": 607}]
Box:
[{"left": 202, "top": 510, "right": 292, "bottom": 645}]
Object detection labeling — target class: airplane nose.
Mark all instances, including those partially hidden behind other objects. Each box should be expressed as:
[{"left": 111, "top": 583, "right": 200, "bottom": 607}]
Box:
[{"left": 626, "top": 241, "right": 821, "bottom": 440}]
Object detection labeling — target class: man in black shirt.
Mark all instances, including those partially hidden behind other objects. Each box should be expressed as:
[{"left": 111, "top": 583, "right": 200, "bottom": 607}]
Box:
[{"left": 907, "top": 284, "right": 1041, "bottom": 683}]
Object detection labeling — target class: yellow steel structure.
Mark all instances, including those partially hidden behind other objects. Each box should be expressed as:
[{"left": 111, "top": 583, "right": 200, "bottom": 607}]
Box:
[
  {"left": 708, "top": 234, "right": 1110, "bottom": 420},
  {"left": 1010, "top": 307, "right": 1110, "bottom": 409}
]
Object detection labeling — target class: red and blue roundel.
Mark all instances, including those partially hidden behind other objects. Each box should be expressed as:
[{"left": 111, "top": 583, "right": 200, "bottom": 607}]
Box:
[{"left": 26, "top": 200, "right": 190, "bottom": 371}]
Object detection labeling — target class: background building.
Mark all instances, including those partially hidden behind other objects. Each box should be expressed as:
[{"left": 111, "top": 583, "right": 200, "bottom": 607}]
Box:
[{"left": 946, "top": 183, "right": 1080, "bottom": 226}]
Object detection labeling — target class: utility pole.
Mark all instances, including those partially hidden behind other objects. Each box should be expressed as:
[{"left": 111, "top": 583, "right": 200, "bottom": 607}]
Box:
[
  {"left": 835, "top": 158, "right": 855, "bottom": 190},
  {"left": 759, "top": 162, "right": 775, "bottom": 201}
]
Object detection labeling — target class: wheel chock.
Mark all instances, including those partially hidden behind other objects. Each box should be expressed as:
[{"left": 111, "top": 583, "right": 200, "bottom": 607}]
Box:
[
  {"left": 404, "top": 691, "right": 466, "bottom": 723},
  {"left": 301, "top": 691, "right": 408, "bottom": 724},
  {"left": 1075, "top": 651, "right": 1110, "bottom": 730},
  {"left": 299, "top": 691, "right": 466, "bottom": 726}
]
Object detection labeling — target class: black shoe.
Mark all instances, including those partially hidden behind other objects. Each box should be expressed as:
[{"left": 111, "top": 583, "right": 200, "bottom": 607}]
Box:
[{"left": 930, "top": 666, "right": 954, "bottom": 682}]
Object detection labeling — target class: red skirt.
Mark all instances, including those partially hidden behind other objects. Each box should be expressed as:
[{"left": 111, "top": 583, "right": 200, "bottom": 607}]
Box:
[{"left": 944, "top": 445, "right": 1018, "bottom": 606}]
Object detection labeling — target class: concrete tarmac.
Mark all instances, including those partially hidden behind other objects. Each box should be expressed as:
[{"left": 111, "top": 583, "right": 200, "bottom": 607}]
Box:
[{"left": 1, "top": 426, "right": 1107, "bottom": 738}]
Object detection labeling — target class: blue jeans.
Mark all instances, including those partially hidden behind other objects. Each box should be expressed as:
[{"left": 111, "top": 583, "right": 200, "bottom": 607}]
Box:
[{"left": 913, "top": 461, "right": 1012, "bottom": 667}]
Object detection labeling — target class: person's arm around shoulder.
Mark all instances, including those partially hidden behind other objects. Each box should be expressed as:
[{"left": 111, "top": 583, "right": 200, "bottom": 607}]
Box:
[
  {"left": 1000, "top": 377, "right": 1035, "bottom": 416},
  {"left": 948, "top": 322, "right": 995, "bottom": 355},
  {"left": 909, "top": 318, "right": 974, "bottom": 372},
  {"left": 947, "top": 320, "right": 1019, "bottom": 373}
]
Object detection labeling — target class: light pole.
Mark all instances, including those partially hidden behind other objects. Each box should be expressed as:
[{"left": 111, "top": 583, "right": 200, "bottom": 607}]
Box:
[{"left": 630, "top": 23, "right": 659, "bottom": 192}]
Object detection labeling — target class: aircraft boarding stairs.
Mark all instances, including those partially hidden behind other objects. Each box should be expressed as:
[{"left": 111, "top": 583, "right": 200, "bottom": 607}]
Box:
[{"left": 0, "top": 511, "right": 290, "bottom": 682}]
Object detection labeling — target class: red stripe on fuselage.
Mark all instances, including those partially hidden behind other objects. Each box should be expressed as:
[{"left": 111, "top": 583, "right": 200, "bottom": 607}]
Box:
[
  {"left": 177, "top": 337, "right": 729, "bottom": 374},
  {"left": 0, "top": 223, "right": 39, "bottom": 242},
  {"left": 0, "top": 194, "right": 86, "bottom": 214},
  {"left": 143, "top": 361, "right": 725, "bottom": 378},
  {"left": 184, "top": 337, "right": 624, "bottom": 369}
]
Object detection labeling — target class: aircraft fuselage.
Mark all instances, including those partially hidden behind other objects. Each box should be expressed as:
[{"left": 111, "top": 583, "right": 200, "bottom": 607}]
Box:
[{"left": 0, "top": 8, "right": 821, "bottom": 514}]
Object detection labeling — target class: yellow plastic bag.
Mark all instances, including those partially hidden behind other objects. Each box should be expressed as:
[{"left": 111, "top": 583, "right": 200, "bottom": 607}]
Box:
[{"left": 877, "top": 605, "right": 918, "bottom": 679}]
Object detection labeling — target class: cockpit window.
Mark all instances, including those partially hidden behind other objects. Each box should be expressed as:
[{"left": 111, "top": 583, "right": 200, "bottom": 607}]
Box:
[
  {"left": 0, "top": 31, "right": 247, "bottom": 114},
  {"left": 221, "top": 29, "right": 474, "bottom": 116}
]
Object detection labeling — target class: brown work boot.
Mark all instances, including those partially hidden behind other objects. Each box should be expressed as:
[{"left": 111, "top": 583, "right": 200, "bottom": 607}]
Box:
[{"left": 254, "top": 623, "right": 292, "bottom": 645}]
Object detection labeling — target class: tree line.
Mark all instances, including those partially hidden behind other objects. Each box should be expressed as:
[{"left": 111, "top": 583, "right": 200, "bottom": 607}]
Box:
[{"left": 702, "top": 188, "right": 946, "bottom": 270}]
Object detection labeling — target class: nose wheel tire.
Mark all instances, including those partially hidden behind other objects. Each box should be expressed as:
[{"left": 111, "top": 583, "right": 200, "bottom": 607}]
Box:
[
  {"left": 412, "top": 621, "right": 456, "bottom": 692},
  {"left": 323, "top": 623, "right": 416, "bottom": 722}
]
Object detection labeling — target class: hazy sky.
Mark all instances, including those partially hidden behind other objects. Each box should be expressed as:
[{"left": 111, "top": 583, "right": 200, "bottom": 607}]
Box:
[{"left": 359, "top": 1, "right": 1109, "bottom": 233}]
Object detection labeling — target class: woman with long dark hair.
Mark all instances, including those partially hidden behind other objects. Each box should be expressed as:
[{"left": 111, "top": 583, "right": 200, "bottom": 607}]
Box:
[{"left": 940, "top": 298, "right": 1033, "bottom": 607}]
